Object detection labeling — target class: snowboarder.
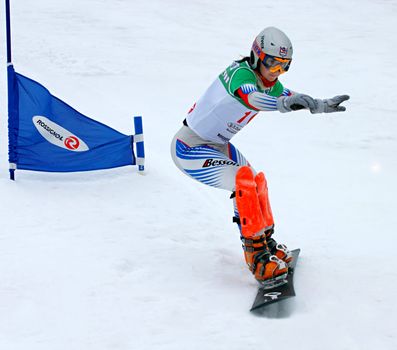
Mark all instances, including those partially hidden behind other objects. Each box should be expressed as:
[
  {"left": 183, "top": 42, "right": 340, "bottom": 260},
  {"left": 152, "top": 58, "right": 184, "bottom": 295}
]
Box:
[{"left": 171, "top": 27, "right": 349, "bottom": 288}]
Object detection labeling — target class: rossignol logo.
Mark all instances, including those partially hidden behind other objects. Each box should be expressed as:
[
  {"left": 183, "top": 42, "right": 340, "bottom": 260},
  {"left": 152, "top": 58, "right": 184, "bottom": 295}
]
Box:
[
  {"left": 35, "top": 119, "right": 64, "bottom": 141},
  {"left": 32, "top": 116, "right": 89, "bottom": 152},
  {"left": 202, "top": 159, "right": 238, "bottom": 168},
  {"left": 64, "top": 136, "right": 80, "bottom": 150}
]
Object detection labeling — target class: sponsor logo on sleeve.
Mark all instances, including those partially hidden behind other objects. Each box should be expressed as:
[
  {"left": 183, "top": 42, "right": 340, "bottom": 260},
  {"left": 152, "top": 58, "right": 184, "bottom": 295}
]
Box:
[{"left": 32, "top": 116, "right": 89, "bottom": 152}]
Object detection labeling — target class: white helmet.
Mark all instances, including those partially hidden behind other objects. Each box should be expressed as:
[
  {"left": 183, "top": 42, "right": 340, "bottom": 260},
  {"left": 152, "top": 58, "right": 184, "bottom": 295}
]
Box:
[{"left": 250, "top": 27, "right": 293, "bottom": 70}]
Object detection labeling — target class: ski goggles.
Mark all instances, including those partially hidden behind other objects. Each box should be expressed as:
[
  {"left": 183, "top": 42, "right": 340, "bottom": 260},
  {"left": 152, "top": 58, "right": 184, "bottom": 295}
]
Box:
[{"left": 261, "top": 55, "right": 291, "bottom": 73}]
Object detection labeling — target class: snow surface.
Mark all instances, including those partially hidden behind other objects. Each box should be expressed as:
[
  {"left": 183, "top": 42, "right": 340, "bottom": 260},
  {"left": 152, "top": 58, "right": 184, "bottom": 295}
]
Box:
[{"left": 1, "top": 0, "right": 397, "bottom": 349}]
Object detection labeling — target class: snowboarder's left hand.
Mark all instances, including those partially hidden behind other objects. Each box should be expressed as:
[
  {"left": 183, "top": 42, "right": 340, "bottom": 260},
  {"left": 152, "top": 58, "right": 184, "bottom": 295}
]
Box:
[{"left": 310, "top": 95, "right": 350, "bottom": 114}]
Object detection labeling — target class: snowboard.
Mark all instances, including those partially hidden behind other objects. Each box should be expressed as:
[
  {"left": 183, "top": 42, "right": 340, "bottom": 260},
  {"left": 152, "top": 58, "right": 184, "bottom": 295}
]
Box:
[{"left": 250, "top": 248, "right": 300, "bottom": 312}]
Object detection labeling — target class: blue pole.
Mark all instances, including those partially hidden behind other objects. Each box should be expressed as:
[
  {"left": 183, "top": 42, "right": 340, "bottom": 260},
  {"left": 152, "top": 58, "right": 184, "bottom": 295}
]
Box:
[
  {"left": 133, "top": 116, "right": 145, "bottom": 172},
  {"left": 5, "top": 0, "right": 12, "bottom": 63},
  {"left": 5, "top": 0, "right": 15, "bottom": 180}
]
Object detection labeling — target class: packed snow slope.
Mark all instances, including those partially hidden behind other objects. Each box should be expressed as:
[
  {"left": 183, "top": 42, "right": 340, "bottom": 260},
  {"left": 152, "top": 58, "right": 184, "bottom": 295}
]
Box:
[{"left": 1, "top": 1, "right": 396, "bottom": 349}]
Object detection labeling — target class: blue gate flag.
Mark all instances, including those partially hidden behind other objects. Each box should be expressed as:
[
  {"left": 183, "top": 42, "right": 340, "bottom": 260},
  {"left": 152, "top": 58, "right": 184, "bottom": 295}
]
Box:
[{"left": 8, "top": 66, "right": 138, "bottom": 174}]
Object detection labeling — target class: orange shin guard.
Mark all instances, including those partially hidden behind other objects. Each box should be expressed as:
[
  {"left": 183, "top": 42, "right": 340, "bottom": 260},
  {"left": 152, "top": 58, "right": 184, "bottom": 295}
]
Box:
[
  {"left": 235, "top": 166, "right": 265, "bottom": 238},
  {"left": 254, "top": 172, "right": 274, "bottom": 230}
]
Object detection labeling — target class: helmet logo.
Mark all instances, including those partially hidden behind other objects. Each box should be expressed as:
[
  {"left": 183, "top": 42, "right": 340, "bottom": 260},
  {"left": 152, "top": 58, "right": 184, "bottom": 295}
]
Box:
[
  {"left": 252, "top": 41, "right": 262, "bottom": 56},
  {"left": 279, "top": 47, "right": 288, "bottom": 57}
]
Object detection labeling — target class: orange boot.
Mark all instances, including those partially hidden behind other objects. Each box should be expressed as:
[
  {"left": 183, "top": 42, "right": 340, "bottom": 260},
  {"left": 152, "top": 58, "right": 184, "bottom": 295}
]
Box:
[
  {"left": 254, "top": 171, "right": 292, "bottom": 265},
  {"left": 235, "top": 166, "right": 288, "bottom": 286},
  {"left": 241, "top": 234, "right": 288, "bottom": 287},
  {"left": 266, "top": 235, "right": 293, "bottom": 265}
]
